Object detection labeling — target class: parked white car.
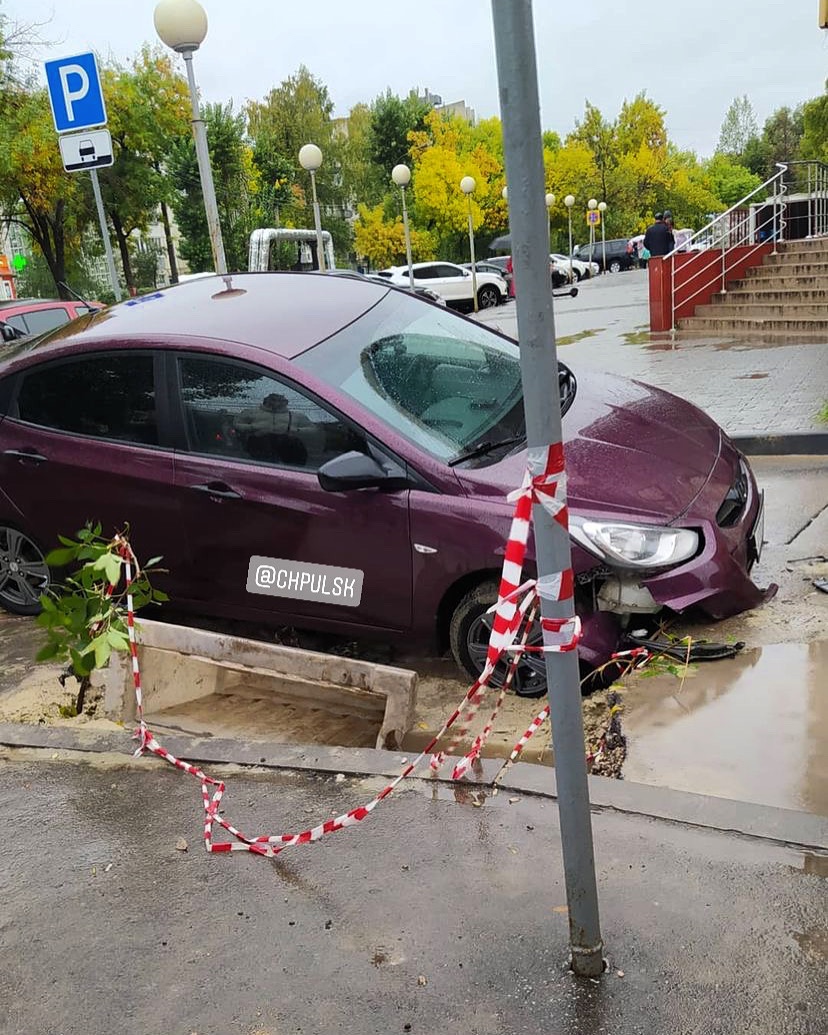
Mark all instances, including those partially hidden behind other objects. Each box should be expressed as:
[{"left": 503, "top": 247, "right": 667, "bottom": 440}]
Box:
[
  {"left": 551, "top": 253, "right": 598, "bottom": 281},
  {"left": 377, "top": 261, "right": 507, "bottom": 309}
]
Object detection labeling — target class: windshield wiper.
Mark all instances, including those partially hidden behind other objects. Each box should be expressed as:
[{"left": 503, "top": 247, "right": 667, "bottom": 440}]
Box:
[{"left": 448, "top": 433, "right": 526, "bottom": 467}]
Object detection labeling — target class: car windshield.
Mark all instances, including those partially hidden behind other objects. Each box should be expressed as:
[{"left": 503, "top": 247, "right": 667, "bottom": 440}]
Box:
[{"left": 295, "top": 289, "right": 575, "bottom": 463}]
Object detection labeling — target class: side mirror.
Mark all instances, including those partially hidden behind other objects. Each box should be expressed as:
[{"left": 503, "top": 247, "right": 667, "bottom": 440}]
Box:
[{"left": 317, "top": 450, "right": 408, "bottom": 492}]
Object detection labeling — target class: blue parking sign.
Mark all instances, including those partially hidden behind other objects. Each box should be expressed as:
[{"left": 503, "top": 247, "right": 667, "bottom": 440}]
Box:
[{"left": 45, "top": 52, "right": 107, "bottom": 133}]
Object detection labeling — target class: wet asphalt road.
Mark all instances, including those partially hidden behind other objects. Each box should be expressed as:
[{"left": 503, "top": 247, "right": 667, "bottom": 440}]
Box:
[{"left": 1, "top": 756, "right": 826, "bottom": 1035}]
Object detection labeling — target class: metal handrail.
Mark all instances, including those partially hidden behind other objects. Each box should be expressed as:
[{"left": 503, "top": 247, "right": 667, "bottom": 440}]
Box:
[
  {"left": 667, "top": 163, "right": 788, "bottom": 259},
  {"left": 669, "top": 163, "right": 791, "bottom": 331}
]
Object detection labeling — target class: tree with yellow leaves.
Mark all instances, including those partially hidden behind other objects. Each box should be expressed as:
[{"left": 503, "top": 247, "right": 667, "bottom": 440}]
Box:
[{"left": 353, "top": 203, "right": 434, "bottom": 269}]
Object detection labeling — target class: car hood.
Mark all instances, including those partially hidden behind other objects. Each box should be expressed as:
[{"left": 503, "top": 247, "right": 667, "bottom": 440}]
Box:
[{"left": 453, "top": 371, "right": 723, "bottom": 523}]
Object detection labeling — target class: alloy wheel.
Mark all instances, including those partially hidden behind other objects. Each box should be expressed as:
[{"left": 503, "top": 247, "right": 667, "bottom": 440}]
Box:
[
  {"left": 465, "top": 609, "right": 547, "bottom": 697},
  {"left": 478, "top": 286, "right": 499, "bottom": 309},
  {"left": 0, "top": 526, "right": 49, "bottom": 612}
]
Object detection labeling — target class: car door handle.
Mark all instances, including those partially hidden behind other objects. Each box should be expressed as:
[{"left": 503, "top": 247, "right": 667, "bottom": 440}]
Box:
[
  {"left": 190, "top": 481, "right": 242, "bottom": 500},
  {"left": 3, "top": 448, "right": 48, "bottom": 464}
]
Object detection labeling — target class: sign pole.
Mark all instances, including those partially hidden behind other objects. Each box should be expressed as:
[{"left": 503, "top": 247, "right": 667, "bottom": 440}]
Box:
[
  {"left": 89, "top": 168, "right": 122, "bottom": 301},
  {"left": 490, "top": 0, "right": 604, "bottom": 978}
]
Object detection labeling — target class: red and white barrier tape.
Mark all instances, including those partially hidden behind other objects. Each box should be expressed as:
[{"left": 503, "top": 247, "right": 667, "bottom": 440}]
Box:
[{"left": 116, "top": 441, "right": 593, "bottom": 856}]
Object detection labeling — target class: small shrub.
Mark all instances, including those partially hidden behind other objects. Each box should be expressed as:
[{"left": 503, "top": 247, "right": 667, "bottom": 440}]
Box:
[{"left": 36, "top": 524, "right": 167, "bottom": 714}]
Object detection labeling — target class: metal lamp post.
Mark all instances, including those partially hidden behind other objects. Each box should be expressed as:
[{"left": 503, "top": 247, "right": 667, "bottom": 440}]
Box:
[
  {"left": 491, "top": 0, "right": 603, "bottom": 978},
  {"left": 545, "top": 192, "right": 555, "bottom": 255},
  {"left": 587, "top": 198, "right": 598, "bottom": 269},
  {"left": 299, "top": 144, "right": 325, "bottom": 272},
  {"left": 392, "top": 163, "right": 414, "bottom": 291},
  {"left": 598, "top": 201, "right": 607, "bottom": 274},
  {"left": 154, "top": 0, "right": 227, "bottom": 276},
  {"left": 564, "top": 194, "right": 575, "bottom": 284},
  {"left": 460, "top": 175, "right": 479, "bottom": 311}
]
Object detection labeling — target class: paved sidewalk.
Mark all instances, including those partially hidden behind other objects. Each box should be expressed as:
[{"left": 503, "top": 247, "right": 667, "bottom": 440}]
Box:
[
  {"left": 476, "top": 271, "right": 828, "bottom": 436},
  {"left": 0, "top": 754, "right": 825, "bottom": 1035}
]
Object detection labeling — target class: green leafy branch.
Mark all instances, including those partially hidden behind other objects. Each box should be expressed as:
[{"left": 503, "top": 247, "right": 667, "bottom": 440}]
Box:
[{"left": 35, "top": 524, "right": 168, "bottom": 715}]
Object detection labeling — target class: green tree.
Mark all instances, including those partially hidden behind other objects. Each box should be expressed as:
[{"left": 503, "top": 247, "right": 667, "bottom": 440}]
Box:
[
  {"left": 95, "top": 48, "right": 189, "bottom": 292},
  {"left": 801, "top": 86, "right": 828, "bottom": 162},
  {"left": 704, "top": 153, "right": 762, "bottom": 206},
  {"left": 0, "top": 87, "right": 87, "bottom": 298},
  {"left": 368, "top": 90, "right": 431, "bottom": 173},
  {"left": 716, "top": 95, "right": 759, "bottom": 159},
  {"left": 168, "top": 102, "right": 255, "bottom": 272}
]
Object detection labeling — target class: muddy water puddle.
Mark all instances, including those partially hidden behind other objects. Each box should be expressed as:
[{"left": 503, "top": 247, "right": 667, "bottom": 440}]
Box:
[{"left": 623, "top": 641, "right": 828, "bottom": 814}]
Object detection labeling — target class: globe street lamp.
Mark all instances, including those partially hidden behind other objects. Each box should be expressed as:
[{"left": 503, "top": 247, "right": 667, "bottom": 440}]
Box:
[
  {"left": 154, "top": 0, "right": 227, "bottom": 275},
  {"left": 545, "top": 191, "right": 555, "bottom": 255},
  {"left": 598, "top": 201, "right": 608, "bottom": 274},
  {"left": 564, "top": 194, "right": 575, "bottom": 283},
  {"left": 299, "top": 143, "right": 326, "bottom": 272},
  {"left": 460, "top": 175, "right": 479, "bottom": 311},
  {"left": 587, "top": 198, "right": 598, "bottom": 269},
  {"left": 392, "top": 164, "right": 414, "bottom": 291}
]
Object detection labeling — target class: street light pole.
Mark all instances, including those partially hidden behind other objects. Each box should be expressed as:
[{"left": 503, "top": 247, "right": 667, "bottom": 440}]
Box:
[
  {"left": 587, "top": 198, "right": 598, "bottom": 270},
  {"left": 545, "top": 192, "right": 555, "bottom": 256},
  {"left": 460, "top": 175, "right": 478, "bottom": 311},
  {"left": 598, "top": 201, "right": 607, "bottom": 274},
  {"left": 299, "top": 144, "right": 326, "bottom": 272},
  {"left": 564, "top": 194, "right": 575, "bottom": 284},
  {"left": 490, "top": 0, "right": 604, "bottom": 979},
  {"left": 392, "top": 164, "right": 415, "bottom": 291},
  {"left": 154, "top": 0, "right": 227, "bottom": 276}
]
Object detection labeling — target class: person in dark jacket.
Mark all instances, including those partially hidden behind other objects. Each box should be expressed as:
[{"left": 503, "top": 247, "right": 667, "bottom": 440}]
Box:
[{"left": 643, "top": 212, "right": 675, "bottom": 257}]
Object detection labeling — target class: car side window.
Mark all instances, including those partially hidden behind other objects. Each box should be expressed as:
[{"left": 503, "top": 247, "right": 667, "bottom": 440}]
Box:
[
  {"left": 19, "top": 307, "right": 71, "bottom": 335},
  {"left": 178, "top": 356, "right": 366, "bottom": 471},
  {"left": 5, "top": 315, "right": 28, "bottom": 334},
  {"left": 413, "top": 266, "right": 437, "bottom": 280},
  {"left": 437, "top": 264, "right": 462, "bottom": 278},
  {"left": 15, "top": 353, "right": 158, "bottom": 445}
]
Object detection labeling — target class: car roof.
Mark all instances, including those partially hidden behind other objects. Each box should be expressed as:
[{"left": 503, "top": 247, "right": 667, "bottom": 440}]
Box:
[
  {"left": 5, "top": 272, "right": 390, "bottom": 361},
  {"left": 0, "top": 298, "right": 70, "bottom": 311}
]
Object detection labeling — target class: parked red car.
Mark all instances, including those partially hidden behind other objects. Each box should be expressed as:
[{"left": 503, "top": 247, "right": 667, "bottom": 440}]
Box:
[
  {"left": 0, "top": 274, "right": 771, "bottom": 694},
  {"left": 0, "top": 298, "right": 102, "bottom": 338}
]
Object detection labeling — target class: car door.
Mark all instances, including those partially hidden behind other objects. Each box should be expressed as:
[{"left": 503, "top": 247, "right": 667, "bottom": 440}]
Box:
[
  {"left": 0, "top": 350, "right": 186, "bottom": 589},
  {"left": 169, "top": 353, "right": 413, "bottom": 633},
  {"left": 436, "top": 263, "right": 472, "bottom": 303}
]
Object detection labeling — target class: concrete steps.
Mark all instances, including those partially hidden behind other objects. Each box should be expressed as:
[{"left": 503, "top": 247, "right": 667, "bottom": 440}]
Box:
[{"left": 679, "top": 236, "right": 828, "bottom": 340}]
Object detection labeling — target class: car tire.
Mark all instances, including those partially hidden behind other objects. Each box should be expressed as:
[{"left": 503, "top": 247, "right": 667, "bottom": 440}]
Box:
[
  {"left": 574, "top": 269, "right": 583, "bottom": 282},
  {"left": 478, "top": 285, "right": 500, "bottom": 309},
  {"left": 609, "top": 259, "right": 622, "bottom": 273},
  {"left": 449, "top": 580, "right": 549, "bottom": 698},
  {"left": 0, "top": 524, "right": 50, "bottom": 615},
  {"left": 449, "top": 578, "right": 609, "bottom": 698}
]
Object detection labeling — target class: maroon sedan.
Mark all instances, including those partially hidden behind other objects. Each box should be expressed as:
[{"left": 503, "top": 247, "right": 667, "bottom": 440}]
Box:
[{"left": 0, "top": 274, "right": 771, "bottom": 694}]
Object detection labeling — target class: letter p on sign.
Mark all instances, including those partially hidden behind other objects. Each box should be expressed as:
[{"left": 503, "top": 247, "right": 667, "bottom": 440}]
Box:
[{"left": 45, "top": 52, "right": 107, "bottom": 133}]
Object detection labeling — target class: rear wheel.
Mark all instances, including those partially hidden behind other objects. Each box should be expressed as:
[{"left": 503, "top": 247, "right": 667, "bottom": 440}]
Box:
[
  {"left": 477, "top": 285, "right": 500, "bottom": 309},
  {"left": 0, "top": 525, "right": 50, "bottom": 615},
  {"left": 609, "top": 259, "right": 622, "bottom": 273},
  {"left": 574, "top": 269, "right": 584, "bottom": 282}
]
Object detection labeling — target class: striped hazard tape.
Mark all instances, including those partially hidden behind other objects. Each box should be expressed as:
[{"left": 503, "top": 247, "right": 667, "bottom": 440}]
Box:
[{"left": 119, "top": 441, "right": 585, "bottom": 857}]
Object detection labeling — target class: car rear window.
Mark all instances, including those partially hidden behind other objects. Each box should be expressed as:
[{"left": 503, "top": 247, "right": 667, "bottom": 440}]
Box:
[{"left": 15, "top": 353, "right": 158, "bottom": 445}]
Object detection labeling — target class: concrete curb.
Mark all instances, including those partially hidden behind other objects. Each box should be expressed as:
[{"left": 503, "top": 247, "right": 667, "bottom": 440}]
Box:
[
  {"left": 731, "top": 430, "right": 828, "bottom": 455},
  {"left": 1, "top": 722, "right": 826, "bottom": 851}
]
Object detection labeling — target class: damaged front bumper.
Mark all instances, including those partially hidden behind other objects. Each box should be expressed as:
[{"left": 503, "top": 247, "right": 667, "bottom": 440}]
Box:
[{"left": 575, "top": 448, "right": 776, "bottom": 665}]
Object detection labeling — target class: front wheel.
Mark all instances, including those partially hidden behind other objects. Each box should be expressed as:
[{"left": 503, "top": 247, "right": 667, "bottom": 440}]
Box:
[
  {"left": 450, "top": 580, "right": 548, "bottom": 697},
  {"left": 477, "top": 285, "right": 500, "bottom": 309},
  {"left": 0, "top": 525, "right": 50, "bottom": 615}
]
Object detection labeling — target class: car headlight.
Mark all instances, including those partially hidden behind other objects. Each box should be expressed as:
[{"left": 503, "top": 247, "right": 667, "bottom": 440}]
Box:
[{"left": 570, "top": 517, "right": 699, "bottom": 569}]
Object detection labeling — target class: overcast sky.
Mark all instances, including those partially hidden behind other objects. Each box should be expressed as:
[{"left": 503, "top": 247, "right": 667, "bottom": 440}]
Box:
[{"left": 8, "top": 0, "right": 828, "bottom": 157}]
